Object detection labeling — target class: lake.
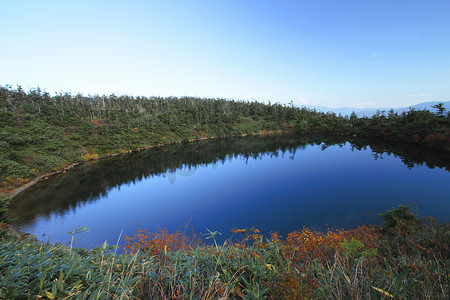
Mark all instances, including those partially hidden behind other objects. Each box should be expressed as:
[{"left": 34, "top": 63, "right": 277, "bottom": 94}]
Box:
[{"left": 10, "top": 135, "right": 450, "bottom": 249}]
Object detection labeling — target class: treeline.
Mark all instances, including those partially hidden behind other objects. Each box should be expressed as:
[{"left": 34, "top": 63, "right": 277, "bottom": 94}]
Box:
[{"left": 1, "top": 85, "right": 449, "bottom": 188}]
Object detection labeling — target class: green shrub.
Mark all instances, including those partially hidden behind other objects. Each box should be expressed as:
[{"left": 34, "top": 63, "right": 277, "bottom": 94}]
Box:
[{"left": 378, "top": 204, "right": 419, "bottom": 229}]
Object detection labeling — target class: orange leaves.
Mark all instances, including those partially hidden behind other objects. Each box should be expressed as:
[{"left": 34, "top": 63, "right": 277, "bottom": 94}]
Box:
[
  {"left": 124, "top": 226, "right": 378, "bottom": 265},
  {"left": 270, "top": 231, "right": 282, "bottom": 244},
  {"left": 231, "top": 228, "right": 247, "bottom": 234},
  {"left": 91, "top": 118, "right": 101, "bottom": 127},
  {"left": 231, "top": 227, "right": 266, "bottom": 249},
  {"left": 123, "top": 227, "right": 191, "bottom": 256},
  {"left": 251, "top": 227, "right": 260, "bottom": 233},
  {"left": 119, "top": 225, "right": 384, "bottom": 298},
  {"left": 276, "top": 225, "right": 378, "bottom": 264}
]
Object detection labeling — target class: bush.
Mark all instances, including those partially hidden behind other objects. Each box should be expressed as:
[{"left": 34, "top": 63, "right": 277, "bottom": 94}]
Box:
[{"left": 378, "top": 204, "right": 419, "bottom": 229}]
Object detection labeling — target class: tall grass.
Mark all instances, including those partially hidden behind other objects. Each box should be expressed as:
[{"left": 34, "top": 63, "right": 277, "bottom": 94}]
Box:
[{"left": 1, "top": 206, "right": 448, "bottom": 299}]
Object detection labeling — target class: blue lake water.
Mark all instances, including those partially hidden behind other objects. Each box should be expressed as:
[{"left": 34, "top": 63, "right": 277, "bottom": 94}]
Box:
[{"left": 10, "top": 135, "right": 450, "bottom": 249}]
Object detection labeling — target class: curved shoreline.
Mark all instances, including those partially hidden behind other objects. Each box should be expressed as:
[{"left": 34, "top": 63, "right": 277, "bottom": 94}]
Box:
[
  {"left": 5, "top": 162, "right": 83, "bottom": 199},
  {"left": 3, "top": 130, "right": 287, "bottom": 199}
]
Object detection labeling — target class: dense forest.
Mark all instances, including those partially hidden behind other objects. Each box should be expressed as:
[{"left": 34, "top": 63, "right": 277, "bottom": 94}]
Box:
[{"left": 1, "top": 85, "right": 449, "bottom": 191}]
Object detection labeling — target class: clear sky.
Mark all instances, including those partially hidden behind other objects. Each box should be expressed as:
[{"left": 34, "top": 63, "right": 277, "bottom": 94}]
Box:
[{"left": 1, "top": 0, "right": 449, "bottom": 108}]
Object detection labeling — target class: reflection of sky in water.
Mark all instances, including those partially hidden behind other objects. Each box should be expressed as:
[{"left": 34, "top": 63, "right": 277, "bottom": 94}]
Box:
[{"left": 19, "top": 143, "right": 450, "bottom": 249}]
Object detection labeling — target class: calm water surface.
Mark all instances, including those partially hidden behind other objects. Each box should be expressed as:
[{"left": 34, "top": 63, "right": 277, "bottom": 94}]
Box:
[{"left": 10, "top": 135, "right": 450, "bottom": 249}]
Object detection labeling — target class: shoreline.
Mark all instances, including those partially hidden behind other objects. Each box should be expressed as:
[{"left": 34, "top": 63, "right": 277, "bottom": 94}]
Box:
[
  {"left": 3, "top": 130, "right": 287, "bottom": 199},
  {"left": 4, "top": 129, "right": 449, "bottom": 200}
]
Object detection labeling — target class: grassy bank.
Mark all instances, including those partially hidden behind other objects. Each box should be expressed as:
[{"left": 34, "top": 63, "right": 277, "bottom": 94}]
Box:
[{"left": 1, "top": 206, "right": 448, "bottom": 299}]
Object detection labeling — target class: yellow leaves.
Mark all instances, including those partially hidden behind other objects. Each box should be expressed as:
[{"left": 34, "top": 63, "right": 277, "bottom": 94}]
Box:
[
  {"left": 266, "top": 264, "right": 278, "bottom": 274},
  {"left": 3, "top": 176, "right": 30, "bottom": 187},
  {"left": 81, "top": 152, "right": 99, "bottom": 161},
  {"left": 372, "top": 286, "right": 394, "bottom": 298},
  {"left": 343, "top": 271, "right": 351, "bottom": 284}
]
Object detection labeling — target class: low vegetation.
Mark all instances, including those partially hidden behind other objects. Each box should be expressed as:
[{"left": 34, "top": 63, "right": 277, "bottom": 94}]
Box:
[{"left": 0, "top": 206, "right": 448, "bottom": 299}]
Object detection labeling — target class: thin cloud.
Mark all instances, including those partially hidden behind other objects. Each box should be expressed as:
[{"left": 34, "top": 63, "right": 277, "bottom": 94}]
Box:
[
  {"left": 409, "top": 93, "right": 432, "bottom": 98},
  {"left": 368, "top": 53, "right": 379, "bottom": 59},
  {"left": 298, "top": 97, "right": 308, "bottom": 105}
]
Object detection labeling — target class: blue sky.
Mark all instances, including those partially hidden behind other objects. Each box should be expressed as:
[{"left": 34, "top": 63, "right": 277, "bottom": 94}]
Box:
[{"left": 1, "top": 0, "right": 449, "bottom": 108}]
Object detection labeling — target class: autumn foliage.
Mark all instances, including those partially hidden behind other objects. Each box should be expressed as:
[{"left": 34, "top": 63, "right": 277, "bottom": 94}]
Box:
[
  {"left": 123, "top": 228, "right": 193, "bottom": 256},
  {"left": 118, "top": 211, "right": 450, "bottom": 298},
  {"left": 121, "top": 225, "right": 384, "bottom": 298},
  {"left": 276, "top": 226, "right": 378, "bottom": 264}
]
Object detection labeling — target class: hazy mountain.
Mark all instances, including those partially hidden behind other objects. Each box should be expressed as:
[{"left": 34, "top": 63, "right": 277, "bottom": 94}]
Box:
[{"left": 307, "top": 101, "right": 450, "bottom": 117}]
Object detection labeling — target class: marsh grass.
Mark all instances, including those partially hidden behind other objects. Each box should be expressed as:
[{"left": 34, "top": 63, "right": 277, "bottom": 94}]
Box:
[{"left": 1, "top": 206, "right": 448, "bottom": 299}]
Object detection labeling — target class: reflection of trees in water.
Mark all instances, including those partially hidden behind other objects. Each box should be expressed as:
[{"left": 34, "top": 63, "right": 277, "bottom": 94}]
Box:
[
  {"left": 349, "top": 138, "right": 450, "bottom": 171},
  {"left": 10, "top": 134, "right": 450, "bottom": 226}
]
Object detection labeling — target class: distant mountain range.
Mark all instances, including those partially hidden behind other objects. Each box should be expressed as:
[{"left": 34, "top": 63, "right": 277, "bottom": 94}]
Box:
[{"left": 307, "top": 101, "right": 450, "bottom": 117}]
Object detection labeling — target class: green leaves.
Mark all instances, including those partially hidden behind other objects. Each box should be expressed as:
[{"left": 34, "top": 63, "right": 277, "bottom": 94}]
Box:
[
  {"left": 378, "top": 204, "right": 419, "bottom": 229},
  {"left": 68, "top": 226, "right": 90, "bottom": 254},
  {"left": 0, "top": 238, "right": 139, "bottom": 299},
  {"left": 67, "top": 226, "right": 89, "bottom": 236}
]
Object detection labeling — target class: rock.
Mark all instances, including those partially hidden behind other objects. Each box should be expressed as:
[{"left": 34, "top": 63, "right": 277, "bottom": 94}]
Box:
[{"left": 7, "top": 225, "right": 37, "bottom": 240}]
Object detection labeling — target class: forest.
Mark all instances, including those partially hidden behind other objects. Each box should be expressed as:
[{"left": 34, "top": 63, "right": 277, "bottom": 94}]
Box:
[{"left": 1, "top": 85, "right": 449, "bottom": 192}]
